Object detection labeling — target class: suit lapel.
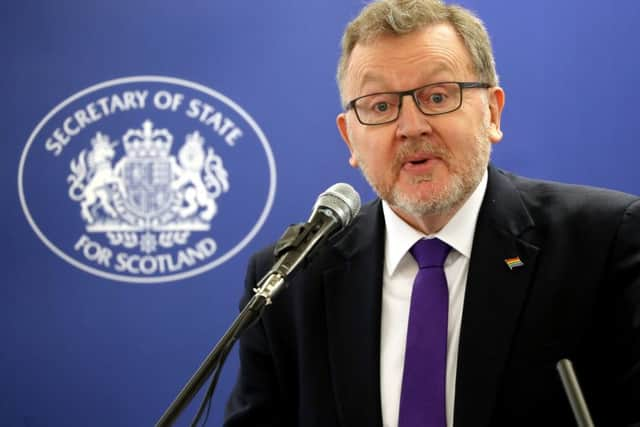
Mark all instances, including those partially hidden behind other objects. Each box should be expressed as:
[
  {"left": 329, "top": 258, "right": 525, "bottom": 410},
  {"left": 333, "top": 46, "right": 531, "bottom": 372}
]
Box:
[
  {"left": 454, "top": 167, "right": 540, "bottom": 427},
  {"left": 323, "top": 201, "right": 385, "bottom": 427}
]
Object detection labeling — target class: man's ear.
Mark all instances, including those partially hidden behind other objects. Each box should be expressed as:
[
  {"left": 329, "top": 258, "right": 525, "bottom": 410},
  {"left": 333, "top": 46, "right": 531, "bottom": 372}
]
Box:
[
  {"left": 337, "top": 113, "right": 358, "bottom": 167},
  {"left": 487, "top": 86, "right": 505, "bottom": 144}
]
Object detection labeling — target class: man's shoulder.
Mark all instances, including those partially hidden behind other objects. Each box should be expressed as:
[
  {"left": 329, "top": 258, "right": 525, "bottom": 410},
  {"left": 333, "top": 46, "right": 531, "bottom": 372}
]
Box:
[{"left": 494, "top": 167, "right": 639, "bottom": 211}]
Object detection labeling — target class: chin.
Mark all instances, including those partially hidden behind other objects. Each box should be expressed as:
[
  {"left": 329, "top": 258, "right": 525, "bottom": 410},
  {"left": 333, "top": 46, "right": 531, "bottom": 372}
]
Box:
[{"left": 390, "top": 178, "right": 465, "bottom": 217}]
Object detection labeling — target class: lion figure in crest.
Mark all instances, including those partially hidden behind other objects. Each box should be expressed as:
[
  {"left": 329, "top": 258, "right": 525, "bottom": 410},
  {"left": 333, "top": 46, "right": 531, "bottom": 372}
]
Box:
[{"left": 67, "top": 132, "right": 123, "bottom": 224}]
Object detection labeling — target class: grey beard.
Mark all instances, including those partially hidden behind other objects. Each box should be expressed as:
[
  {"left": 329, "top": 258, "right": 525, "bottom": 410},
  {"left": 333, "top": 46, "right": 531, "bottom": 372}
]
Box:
[{"left": 356, "top": 137, "right": 491, "bottom": 219}]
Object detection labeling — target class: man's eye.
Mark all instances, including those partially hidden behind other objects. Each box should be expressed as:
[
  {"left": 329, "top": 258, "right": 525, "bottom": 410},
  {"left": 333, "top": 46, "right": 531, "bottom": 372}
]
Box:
[
  {"left": 374, "top": 102, "right": 389, "bottom": 112},
  {"left": 430, "top": 93, "right": 446, "bottom": 103}
]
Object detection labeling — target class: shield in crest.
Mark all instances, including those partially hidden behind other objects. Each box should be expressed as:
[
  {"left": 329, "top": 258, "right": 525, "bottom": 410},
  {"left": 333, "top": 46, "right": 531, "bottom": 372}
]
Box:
[{"left": 122, "top": 156, "right": 173, "bottom": 218}]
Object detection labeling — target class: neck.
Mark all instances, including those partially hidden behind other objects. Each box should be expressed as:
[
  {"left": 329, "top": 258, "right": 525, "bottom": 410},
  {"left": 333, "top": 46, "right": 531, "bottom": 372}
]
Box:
[{"left": 390, "top": 201, "right": 464, "bottom": 235}]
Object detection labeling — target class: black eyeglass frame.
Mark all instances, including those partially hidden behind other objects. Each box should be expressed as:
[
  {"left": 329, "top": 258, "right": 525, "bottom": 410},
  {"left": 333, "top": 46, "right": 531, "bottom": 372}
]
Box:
[{"left": 344, "top": 81, "right": 491, "bottom": 126}]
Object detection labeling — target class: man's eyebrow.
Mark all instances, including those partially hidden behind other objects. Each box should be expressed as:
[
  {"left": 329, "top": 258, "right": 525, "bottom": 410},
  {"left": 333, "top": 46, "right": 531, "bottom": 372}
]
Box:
[
  {"left": 356, "top": 72, "right": 387, "bottom": 94},
  {"left": 355, "top": 63, "right": 456, "bottom": 95}
]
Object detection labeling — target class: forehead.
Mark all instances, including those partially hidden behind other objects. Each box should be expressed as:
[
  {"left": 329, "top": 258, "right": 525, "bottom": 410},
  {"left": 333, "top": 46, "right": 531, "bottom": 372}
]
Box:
[{"left": 345, "top": 23, "right": 474, "bottom": 95}]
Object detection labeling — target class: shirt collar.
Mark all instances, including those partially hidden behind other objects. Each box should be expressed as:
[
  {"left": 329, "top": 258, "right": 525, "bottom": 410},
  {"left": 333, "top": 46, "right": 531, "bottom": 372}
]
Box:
[{"left": 383, "top": 169, "right": 488, "bottom": 276}]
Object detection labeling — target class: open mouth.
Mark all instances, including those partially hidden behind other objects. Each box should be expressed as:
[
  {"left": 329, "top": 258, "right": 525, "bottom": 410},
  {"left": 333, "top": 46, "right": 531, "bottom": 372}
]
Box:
[
  {"left": 402, "top": 155, "right": 440, "bottom": 172},
  {"left": 409, "top": 158, "right": 428, "bottom": 165}
]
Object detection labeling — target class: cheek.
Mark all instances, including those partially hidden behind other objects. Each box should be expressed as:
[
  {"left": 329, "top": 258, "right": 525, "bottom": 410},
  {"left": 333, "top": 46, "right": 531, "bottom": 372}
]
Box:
[
  {"left": 435, "top": 126, "right": 468, "bottom": 158},
  {"left": 437, "top": 115, "right": 487, "bottom": 157},
  {"left": 350, "top": 129, "right": 390, "bottom": 163},
  {"left": 363, "top": 142, "right": 396, "bottom": 171}
]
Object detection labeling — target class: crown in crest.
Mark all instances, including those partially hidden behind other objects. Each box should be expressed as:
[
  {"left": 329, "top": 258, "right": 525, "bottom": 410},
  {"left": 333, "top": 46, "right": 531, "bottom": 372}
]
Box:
[
  {"left": 91, "top": 131, "right": 117, "bottom": 149},
  {"left": 123, "top": 120, "right": 173, "bottom": 158}
]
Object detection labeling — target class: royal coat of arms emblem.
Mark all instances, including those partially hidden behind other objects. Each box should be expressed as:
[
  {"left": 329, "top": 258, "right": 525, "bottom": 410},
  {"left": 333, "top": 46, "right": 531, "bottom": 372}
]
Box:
[{"left": 67, "top": 120, "right": 229, "bottom": 254}]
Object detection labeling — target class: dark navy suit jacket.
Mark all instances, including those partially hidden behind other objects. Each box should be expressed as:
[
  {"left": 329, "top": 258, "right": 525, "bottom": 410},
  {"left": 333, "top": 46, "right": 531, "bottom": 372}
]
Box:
[{"left": 224, "top": 166, "right": 640, "bottom": 426}]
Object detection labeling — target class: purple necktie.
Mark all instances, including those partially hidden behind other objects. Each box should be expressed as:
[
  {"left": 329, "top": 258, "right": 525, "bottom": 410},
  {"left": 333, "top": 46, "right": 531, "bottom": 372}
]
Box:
[{"left": 398, "top": 238, "right": 451, "bottom": 427}]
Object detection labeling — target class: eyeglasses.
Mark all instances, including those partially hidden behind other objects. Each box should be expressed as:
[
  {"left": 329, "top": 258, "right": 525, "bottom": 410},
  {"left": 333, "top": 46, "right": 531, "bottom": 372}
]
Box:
[{"left": 344, "top": 81, "right": 491, "bottom": 126}]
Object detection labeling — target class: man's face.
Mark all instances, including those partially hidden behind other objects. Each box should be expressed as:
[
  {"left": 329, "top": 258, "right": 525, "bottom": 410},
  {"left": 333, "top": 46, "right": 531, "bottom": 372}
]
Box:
[{"left": 336, "top": 23, "right": 504, "bottom": 226}]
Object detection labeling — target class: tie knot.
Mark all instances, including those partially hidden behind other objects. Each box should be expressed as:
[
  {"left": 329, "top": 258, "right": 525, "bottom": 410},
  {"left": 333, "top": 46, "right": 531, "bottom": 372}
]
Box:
[{"left": 410, "top": 238, "right": 451, "bottom": 269}]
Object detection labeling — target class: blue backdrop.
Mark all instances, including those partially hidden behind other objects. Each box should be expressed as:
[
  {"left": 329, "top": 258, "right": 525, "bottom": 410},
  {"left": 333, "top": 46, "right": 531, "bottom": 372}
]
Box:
[{"left": 3, "top": 1, "right": 639, "bottom": 426}]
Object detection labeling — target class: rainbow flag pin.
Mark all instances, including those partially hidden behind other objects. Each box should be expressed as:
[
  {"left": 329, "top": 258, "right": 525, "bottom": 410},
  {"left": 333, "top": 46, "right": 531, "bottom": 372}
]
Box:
[{"left": 504, "top": 256, "right": 524, "bottom": 270}]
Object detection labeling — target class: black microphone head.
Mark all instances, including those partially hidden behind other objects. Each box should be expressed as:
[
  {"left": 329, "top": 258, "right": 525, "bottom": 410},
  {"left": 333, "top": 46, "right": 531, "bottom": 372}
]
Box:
[{"left": 313, "top": 183, "right": 361, "bottom": 227}]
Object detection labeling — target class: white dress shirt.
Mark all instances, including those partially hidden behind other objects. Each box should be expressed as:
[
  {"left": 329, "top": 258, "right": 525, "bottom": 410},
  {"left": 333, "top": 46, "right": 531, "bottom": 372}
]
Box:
[{"left": 380, "top": 171, "right": 488, "bottom": 427}]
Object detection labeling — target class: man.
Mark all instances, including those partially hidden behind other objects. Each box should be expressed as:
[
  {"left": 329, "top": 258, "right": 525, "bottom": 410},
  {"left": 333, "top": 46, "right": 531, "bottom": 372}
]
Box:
[{"left": 225, "top": 0, "right": 640, "bottom": 426}]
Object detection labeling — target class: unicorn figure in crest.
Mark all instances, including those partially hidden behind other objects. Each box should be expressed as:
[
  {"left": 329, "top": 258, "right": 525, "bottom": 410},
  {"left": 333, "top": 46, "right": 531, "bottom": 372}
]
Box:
[{"left": 171, "top": 130, "right": 229, "bottom": 222}]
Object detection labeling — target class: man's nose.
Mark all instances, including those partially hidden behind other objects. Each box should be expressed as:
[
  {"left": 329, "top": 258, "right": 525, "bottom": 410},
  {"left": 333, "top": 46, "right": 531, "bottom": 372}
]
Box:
[{"left": 396, "top": 94, "right": 433, "bottom": 139}]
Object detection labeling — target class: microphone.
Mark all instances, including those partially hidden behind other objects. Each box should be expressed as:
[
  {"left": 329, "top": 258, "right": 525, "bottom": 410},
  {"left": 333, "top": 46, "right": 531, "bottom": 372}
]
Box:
[
  {"left": 253, "top": 182, "right": 361, "bottom": 304},
  {"left": 556, "top": 359, "right": 595, "bottom": 427}
]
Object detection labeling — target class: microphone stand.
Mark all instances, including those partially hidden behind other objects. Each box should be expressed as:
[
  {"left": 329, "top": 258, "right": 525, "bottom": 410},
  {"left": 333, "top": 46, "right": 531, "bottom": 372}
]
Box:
[
  {"left": 155, "top": 220, "right": 331, "bottom": 426},
  {"left": 155, "top": 292, "right": 268, "bottom": 427}
]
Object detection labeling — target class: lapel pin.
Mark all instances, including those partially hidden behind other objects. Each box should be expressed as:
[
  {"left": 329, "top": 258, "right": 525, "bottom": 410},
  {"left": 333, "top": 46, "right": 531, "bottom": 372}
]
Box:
[{"left": 504, "top": 256, "right": 524, "bottom": 270}]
